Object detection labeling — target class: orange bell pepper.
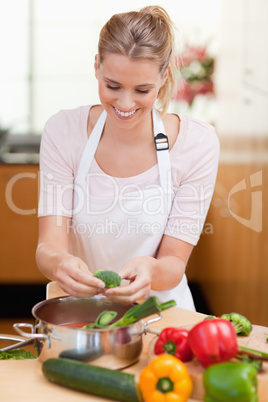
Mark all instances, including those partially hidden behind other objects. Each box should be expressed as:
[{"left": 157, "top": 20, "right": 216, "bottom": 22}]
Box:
[{"left": 139, "top": 354, "right": 193, "bottom": 402}]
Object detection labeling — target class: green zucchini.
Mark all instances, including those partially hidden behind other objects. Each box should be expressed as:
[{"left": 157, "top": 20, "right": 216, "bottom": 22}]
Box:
[{"left": 42, "top": 358, "right": 141, "bottom": 402}]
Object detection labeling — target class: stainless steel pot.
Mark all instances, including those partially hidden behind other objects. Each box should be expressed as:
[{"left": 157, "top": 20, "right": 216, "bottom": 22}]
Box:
[{"left": 13, "top": 295, "right": 161, "bottom": 369}]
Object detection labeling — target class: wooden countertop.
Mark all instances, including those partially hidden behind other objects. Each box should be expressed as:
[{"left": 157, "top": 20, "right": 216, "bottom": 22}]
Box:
[
  {"left": 0, "top": 305, "right": 205, "bottom": 402},
  {"left": 2, "top": 283, "right": 268, "bottom": 401}
]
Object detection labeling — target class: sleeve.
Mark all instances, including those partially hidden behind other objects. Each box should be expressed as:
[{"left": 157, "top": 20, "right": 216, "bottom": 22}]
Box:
[
  {"left": 164, "top": 122, "right": 220, "bottom": 245},
  {"left": 38, "top": 111, "right": 74, "bottom": 217}
]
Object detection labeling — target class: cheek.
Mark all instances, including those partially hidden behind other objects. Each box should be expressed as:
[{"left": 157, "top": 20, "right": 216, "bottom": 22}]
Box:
[
  {"left": 144, "top": 90, "right": 160, "bottom": 106},
  {"left": 98, "top": 83, "right": 113, "bottom": 103},
  {"left": 98, "top": 86, "right": 107, "bottom": 102}
]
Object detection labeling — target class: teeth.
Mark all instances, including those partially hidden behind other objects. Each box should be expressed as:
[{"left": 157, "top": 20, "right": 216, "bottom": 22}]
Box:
[{"left": 114, "top": 107, "right": 136, "bottom": 117}]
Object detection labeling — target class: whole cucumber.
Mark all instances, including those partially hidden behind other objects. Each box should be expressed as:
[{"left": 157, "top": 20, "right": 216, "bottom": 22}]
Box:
[{"left": 42, "top": 358, "right": 141, "bottom": 402}]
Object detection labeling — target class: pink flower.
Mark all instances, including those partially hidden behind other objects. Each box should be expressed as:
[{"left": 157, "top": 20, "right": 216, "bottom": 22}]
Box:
[{"left": 174, "top": 44, "right": 214, "bottom": 105}]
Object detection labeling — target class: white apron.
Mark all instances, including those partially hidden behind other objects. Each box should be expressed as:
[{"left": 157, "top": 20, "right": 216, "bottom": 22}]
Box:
[{"left": 70, "top": 108, "right": 195, "bottom": 310}]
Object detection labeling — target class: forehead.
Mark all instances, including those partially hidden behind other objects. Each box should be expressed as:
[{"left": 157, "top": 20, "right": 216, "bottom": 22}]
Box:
[{"left": 99, "top": 53, "right": 162, "bottom": 84}]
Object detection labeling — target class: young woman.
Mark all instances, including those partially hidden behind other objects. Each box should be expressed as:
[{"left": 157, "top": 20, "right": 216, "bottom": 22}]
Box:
[{"left": 36, "top": 6, "right": 220, "bottom": 310}]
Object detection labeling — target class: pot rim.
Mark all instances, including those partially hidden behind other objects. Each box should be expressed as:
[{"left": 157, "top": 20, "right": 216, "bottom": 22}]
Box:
[{"left": 31, "top": 295, "right": 142, "bottom": 331}]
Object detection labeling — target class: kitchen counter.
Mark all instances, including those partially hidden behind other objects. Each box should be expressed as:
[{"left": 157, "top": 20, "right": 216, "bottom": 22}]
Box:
[
  {"left": 1, "top": 283, "right": 268, "bottom": 401},
  {"left": 0, "top": 133, "right": 41, "bottom": 164},
  {"left": 1, "top": 305, "right": 205, "bottom": 402}
]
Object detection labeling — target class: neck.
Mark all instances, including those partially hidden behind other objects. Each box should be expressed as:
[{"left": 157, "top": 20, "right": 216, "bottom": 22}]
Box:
[{"left": 103, "top": 111, "right": 154, "bottom": 147}]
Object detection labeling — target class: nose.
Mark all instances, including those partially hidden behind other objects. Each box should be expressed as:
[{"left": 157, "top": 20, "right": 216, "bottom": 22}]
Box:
[{"left": 116, "top": 90, "right": 135, "bottom": 111}]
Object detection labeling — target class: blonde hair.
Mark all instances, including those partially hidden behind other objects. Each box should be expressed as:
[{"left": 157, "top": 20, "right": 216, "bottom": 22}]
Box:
[{"left": 98, "top": 6, "right": 179, "bottom": 115}]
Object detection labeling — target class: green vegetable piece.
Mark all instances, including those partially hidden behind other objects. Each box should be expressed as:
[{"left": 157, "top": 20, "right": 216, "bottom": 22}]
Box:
[
  {"left": 0, "top": 349, "right": 37, "bottom": 360},
  {"left": 93, "top": 270, "right": 122, "bottom": 288},
  {"left": 239, "top": 345, "right": 268, "bottom": 360},
  {"left": 83, "top": 297, "right": 176, "bottom": 329},
  {"left": 221, "top": 312, "right": 253, "bottom": 336},
  {"left": 204, "top": 361, "right": 258, "bottom": 401},
  {"left": 109, "top": 296, "right": 176, "bottom": 328},
  {"left": 159, "top": 300, "right": 176, "bottom": 311},
  {"left": 204, "top": 315, "right": 217, "bottom": 320},
  {"left": 239, "top": 355, "right": 262, "bottom": 372},
  {"left": 96, "top": 310, "right": 117, "bottom": 327},
  {"left": 83, "top": 310, "right": 118, "bottom": 329}
]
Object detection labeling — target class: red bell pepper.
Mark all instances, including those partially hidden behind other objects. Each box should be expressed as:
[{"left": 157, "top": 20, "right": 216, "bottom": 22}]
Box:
[
  {"left": 188, "top": 318, "right": 238, "bottom": 368},
  {"left": 154, "top": 327, "right": 194, "bottom": 362}
]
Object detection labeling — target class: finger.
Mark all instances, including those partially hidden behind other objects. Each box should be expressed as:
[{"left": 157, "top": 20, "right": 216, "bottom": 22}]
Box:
[
  {"left": 106, "top": 290, "right": 148, "bottom": 305},
  {"left": 73, "top": 270, "right": 105, "bottom": 289},
  {"left": 75, "top": 261, "right": 105, "bottom": 288},
  {"left": 63, "top": 261, "right": 105, "bottom": 289},
  {"left": 118, "top": 268, "right": 136, "bottom": 282},
  {"left": 107, "top": 274, "right": 149, "bottom": 296},
  {"left": 57, "top": 265, "right": 105, "bottom": 296},
  {"left": 58, "top": 276, "right": 103, "bottom": 298},
  {"left": 106, "top": 283, "right": 151, "bottom": 304},
  {"left": 119, "top": 265, "right": 151, "bottom": 286}
]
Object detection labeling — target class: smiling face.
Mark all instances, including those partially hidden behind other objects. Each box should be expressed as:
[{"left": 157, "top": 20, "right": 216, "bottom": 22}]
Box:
[{"left": 95, "top": 53, "right": 168, "bottom": 130}]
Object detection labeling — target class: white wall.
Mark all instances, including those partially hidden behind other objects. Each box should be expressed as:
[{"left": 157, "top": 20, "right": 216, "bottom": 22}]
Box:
[
  {"left": 215, "top": 0, "right": 268, "bottom": 137},
  {"left": 0, "top": 0, "right": 220, "bottom": 134}
]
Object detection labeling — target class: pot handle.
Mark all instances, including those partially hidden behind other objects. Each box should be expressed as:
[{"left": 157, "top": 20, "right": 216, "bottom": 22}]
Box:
[
  {"left": 142, "top": 312, "right": 162, "bottom": 335},
  {"left": 0, "top": 333, "right": 27, "bottom": 342},
  {"left": 13, "top": 323, "right": 47, "bottom": 340}
]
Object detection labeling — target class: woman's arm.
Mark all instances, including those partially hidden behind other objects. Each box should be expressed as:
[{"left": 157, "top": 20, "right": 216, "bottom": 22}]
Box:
[
  {"left": 36, "top": 216, "right": 105, "bottom": 297},
  {"left": 36, "top": 216, "right": 71, "bottom": 280},
  {"left": 105, "top": 235, "right": 194, "bottom": 304},
  {"left": 153, "top": 234, "right": 194, "bottom": 290}
]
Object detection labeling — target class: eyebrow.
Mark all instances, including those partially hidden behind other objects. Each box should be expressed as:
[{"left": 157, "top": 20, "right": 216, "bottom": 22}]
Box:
[{"left": 104, "top": 77, "right": 155, "bottom": 88}]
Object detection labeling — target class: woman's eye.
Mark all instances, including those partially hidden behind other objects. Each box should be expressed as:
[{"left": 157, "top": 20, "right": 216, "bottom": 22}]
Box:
[
  {"left": 107, "top": 84, "right": 120, "bottom": 90},
  {"left": 136, "top": 89, "right": 149, "bottom": 94},
  {"left": 106, "top": 84, "right": 149, "bottom": 94}
]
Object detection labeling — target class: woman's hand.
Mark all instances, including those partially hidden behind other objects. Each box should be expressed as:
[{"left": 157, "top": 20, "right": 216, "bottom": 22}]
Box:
[
  {"left": 54, "top": 253, "right": 106, "bottom": 298},
  {"left": 105, "top": 236, "right": 194, "bottom": 304},
  {"left": 36, "top": 216, "right": 105, "bottom": 298},
  {"left": 105, "top": 256, "right": 155, "bottom": 304}
]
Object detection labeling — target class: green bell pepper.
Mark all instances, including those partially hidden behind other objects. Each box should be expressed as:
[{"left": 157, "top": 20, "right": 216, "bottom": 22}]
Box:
[{"left": 203, "top": 361, "right": 258, "bottom": 401}]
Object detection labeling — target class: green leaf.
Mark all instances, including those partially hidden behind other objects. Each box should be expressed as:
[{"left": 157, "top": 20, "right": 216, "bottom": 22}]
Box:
[{"left": 0, "top": 348, "right": 37, "bottom": 360}]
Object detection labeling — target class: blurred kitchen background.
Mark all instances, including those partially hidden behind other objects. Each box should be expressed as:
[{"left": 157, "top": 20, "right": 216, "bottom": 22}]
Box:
[{"left": 0, "top": 0, "right": 267, "bottom": 329}]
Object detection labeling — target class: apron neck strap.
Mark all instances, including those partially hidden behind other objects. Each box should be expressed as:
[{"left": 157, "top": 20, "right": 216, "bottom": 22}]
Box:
[
  {"left": 78, "top": 109, "right": 107, "bottom": 179},
  {"left": 152, "top": 108, "right": 172, "bottom": 191}
]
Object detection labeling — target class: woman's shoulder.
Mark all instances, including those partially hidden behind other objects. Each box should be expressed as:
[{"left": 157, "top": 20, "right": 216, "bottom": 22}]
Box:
[
  {"left": 163, "top": 112, "right": 218, "bottom": 156},
  {"left": 87, "top": 105, "right": 104, "bottom": 135},
  {"left": 169, "top": 113, "right": 220, "bottom": 174},
  {"left": 173, "top": 113, "right": 219, "bottom": 149},
  {"left": 41, "top": 106, "right": 96, "bottom": 156},
  {"left": 162, "top": 112, "right": 180, "bottom": 149},
  {"left": 180, "top": 114, "right": 218, "bottom": 138},
  {"left": 42, "top": 105, "right": 104, "bottom": 144},
  {"left": 44, "top": 105, "right": 92, "bottom": 129}
]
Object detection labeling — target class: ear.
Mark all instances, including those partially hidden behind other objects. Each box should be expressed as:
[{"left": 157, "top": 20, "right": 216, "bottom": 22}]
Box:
[
  {"left": 161, "top": 66, "right": 170, "bottom": 87},
  {"left": 94, "top": 54, "right": 99, "bottom": 78}
]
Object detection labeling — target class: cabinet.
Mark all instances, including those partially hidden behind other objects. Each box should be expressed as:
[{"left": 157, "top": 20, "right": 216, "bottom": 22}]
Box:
[
  {"left": 0, "top": 164, "right": 47, "bottom": 283},
  {"left": 187, "top": 146, "right": 268, "bottom": 326}
]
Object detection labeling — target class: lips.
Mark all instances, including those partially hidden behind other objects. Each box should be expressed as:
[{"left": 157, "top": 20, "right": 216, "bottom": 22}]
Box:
[{"left": 113, "top": 106, "right": 138, "bottom": 118}]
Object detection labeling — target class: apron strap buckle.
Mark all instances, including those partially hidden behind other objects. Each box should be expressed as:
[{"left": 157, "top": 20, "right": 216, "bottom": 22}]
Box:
[{"left": 154, "top": 133, "right": 169, "bottom": 151}]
